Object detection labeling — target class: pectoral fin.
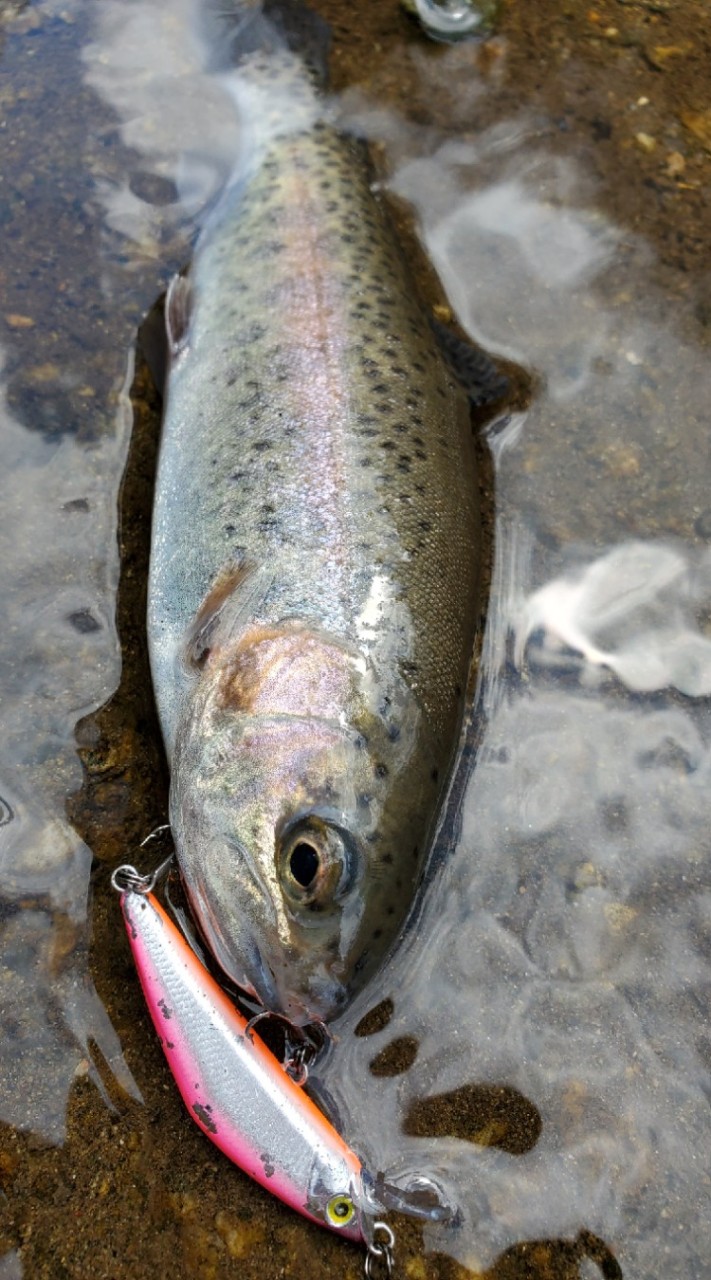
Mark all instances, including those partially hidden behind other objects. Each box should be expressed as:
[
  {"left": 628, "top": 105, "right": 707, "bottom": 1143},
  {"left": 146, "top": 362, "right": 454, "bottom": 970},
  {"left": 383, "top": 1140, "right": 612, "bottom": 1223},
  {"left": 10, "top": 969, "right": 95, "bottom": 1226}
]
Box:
[
  {"left": 184, "top": 561, "right": 271, "bottom": 669},
  {"left": 137, "top": 293, "right": 168, "bottom": 396},
  {"left": 166, "top": 271, "right": 193, "bottom": 361}
]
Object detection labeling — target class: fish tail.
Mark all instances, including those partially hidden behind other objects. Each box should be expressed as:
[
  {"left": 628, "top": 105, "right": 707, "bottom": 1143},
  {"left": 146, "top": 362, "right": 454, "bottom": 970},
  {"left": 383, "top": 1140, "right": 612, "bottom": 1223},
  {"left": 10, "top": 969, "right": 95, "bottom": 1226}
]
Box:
[{"left": 202, "top": 0, "right": 331, "bottom": 85}]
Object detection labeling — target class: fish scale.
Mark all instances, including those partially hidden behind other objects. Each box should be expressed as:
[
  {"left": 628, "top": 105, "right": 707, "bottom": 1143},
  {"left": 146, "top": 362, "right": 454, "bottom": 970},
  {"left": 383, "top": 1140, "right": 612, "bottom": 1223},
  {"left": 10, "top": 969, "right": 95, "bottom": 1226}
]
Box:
[{"left": 148, "top": 37, "right": 482, "bottom": 1023}]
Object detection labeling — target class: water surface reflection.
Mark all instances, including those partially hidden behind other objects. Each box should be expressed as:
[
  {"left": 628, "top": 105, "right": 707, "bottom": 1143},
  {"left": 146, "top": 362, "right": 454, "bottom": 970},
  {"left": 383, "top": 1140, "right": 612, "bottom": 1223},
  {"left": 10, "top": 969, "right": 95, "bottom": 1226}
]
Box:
[{"left": 324, "top": 101, "right": 711, "bottom": 1280}]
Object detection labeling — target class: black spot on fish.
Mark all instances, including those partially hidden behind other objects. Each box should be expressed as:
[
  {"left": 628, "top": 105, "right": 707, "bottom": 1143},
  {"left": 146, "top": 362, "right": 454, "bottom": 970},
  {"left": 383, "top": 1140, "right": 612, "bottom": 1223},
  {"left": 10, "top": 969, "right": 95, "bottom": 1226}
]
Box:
[
  {"left": 374, "top": 763, "right": 388, "bottom": 779},
  {"left": 252, "top": 440, "right": 272, "bottom": 452},
  {"left": 352, "top": 947, "right": 371, "bottom": 974},
  {"left": 260, "top": 1152, "right": 276, "bottom": 1179},
  {"left": 166, "top": 1041, "right": 175, "bottom": 1050},
  {"left": 193, "top": 1103, "right": 218, "bottom": 1135},
  {"left": 157, "top": 998, "right": 172, "bottom": 1020}
]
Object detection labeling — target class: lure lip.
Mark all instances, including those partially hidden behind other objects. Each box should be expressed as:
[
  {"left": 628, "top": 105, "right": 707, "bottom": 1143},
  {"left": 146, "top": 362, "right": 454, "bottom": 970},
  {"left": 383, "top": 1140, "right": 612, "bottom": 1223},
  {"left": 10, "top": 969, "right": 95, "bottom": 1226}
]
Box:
[{"left": 117, "top": 875, "right": 372, "bottom": 1243}]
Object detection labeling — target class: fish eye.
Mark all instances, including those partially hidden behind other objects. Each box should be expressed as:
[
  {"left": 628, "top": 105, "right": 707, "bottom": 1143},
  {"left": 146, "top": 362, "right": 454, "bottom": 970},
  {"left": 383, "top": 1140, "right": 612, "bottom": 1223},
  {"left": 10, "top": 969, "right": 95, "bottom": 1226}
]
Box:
[
  {"left": 278, "top": 818, "right": 356, "bottom": 909},
  {"left": 325, "top": 1193, "right": 355, "bottom": 1228},
  {"left": 289, "top": 840, "right": 320, "bottom": 888}
]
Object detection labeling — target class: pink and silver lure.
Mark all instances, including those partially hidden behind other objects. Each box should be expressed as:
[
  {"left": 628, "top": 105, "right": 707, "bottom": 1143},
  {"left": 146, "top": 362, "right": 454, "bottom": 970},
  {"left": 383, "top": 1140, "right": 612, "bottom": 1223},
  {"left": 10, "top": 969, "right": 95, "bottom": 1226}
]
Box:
[{"left": 114, "top": 865, "right": 376, "bottom": 1244}]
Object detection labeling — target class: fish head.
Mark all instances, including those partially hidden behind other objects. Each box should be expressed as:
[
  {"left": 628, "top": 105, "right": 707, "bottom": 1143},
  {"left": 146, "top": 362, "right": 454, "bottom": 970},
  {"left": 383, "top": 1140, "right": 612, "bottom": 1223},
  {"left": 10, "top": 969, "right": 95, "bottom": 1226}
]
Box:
[{"left": 170, "top": 627, "right": 420, "bottom": 1023}]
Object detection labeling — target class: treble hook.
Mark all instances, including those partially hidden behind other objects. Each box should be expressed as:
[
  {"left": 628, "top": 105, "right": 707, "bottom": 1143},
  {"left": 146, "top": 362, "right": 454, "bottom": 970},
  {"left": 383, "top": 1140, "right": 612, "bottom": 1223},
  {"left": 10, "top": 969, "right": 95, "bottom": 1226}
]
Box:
[
  {"left": 244, "top": 1010, "right": 316, "bottom": 1085},
  {"left": 111, "top": 825, "right": 174, "bottom": 895}
]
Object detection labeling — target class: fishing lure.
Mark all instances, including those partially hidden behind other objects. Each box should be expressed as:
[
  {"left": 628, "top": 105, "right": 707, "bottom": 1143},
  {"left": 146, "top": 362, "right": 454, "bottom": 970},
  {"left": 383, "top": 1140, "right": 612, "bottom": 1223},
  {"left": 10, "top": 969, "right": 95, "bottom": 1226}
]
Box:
[{"left": 111, "top": 861, "right": 395, "bottom": 1272}]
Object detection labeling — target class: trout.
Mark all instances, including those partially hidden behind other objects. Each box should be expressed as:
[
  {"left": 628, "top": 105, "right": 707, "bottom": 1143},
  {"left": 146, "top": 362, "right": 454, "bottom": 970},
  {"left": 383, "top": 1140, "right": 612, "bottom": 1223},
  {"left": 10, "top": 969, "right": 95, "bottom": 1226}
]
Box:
[{"left": 148, "top": 2, "right": 484, "bottom": 1024}]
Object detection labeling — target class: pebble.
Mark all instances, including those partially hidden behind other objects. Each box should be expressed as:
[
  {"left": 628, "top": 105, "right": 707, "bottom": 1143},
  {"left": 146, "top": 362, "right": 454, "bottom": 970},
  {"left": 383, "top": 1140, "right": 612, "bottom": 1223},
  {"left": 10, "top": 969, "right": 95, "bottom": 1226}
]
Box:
[
  {"left": 214, "top": 1213, "right": 265, "bottom": 1260},
  {"left": 5, "top": 313, "right": 35, "bottom": 329},
  {"left": 635, "top": 131, "right": 657, "bottom": 152},
  {"left": 604, "top": 901, "right": 638, "bottom": 932},
  {"left": 681, "top": 107, "right": 711, "bottom": 152},
  {"left": 665, "top": 150, "right": 686, "bottom": 176}
]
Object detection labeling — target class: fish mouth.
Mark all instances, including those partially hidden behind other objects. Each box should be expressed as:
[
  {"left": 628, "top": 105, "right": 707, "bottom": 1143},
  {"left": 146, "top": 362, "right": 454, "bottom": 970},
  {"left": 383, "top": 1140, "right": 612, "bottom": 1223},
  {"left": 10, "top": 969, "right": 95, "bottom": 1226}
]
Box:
[
  {"left": 264, "top": 959, "right": 350, "bottom": 1028},
  {"left": 239, "top": 936, "right": 281, "bottom": 1011}
]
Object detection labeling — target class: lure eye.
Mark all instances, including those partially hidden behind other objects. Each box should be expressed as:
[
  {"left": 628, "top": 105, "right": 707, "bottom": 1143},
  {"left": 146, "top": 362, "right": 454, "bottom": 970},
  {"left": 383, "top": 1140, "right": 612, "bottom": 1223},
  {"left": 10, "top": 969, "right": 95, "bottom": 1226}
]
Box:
[
  {"left": 278, "top": 818, "right": 356, "bottom": 910},
  {"left": 326, "top": 1193, "right": 355, "bottom": 1228}
]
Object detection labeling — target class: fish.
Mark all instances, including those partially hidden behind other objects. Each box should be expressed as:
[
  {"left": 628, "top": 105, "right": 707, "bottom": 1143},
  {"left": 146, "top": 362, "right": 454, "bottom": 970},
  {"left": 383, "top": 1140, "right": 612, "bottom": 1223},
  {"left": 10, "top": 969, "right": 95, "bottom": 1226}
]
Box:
[
  {"left": 147, "top": 0, "right": 488, "bottom": 1025},
  {"left": 117, "top": 875, "right": 373, "bottom": 1240}
]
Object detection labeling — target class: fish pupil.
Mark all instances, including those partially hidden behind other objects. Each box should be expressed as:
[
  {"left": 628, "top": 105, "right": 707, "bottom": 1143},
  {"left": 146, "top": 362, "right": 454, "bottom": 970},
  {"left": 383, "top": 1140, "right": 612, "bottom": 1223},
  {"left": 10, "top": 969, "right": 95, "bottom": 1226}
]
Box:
[{"left": 290, "top": 842, "right": 320, "bottom": 888}]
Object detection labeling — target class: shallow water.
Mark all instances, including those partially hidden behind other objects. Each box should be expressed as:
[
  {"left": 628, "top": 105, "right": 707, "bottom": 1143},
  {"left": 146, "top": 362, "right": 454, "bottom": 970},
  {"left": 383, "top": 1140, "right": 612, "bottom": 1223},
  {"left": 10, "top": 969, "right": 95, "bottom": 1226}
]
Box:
[{"left": 1, "top": 0, "right": 710, "bottom": 1276}]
